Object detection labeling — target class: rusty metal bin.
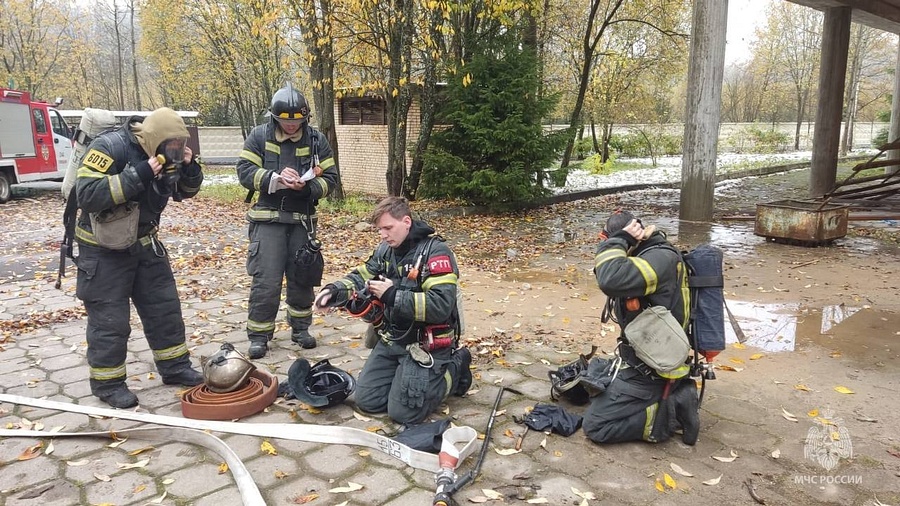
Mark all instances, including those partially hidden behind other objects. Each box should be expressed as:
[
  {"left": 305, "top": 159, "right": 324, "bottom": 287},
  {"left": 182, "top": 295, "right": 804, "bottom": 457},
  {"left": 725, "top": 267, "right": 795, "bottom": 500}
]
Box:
[{"left": 754, "top": 200, "right": 849, "bottom": 245}]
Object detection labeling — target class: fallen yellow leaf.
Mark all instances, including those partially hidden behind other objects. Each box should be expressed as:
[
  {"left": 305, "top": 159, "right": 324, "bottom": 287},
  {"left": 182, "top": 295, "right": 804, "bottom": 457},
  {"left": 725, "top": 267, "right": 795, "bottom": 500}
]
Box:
[
  {"left": 663, "top": 473, "right": 677, "bottom": 489},
  {"left": 655, "top": 480, "right": 665, "bottom": 492},
  {"left": 749, "top": 353, "right": 764, "bottom": 360},
  {"left": 834, "top": 386, "right": 855, "bottom": 394},
  {"left": 729, "top": 358, "right": 745, "bottom": 365},
  {"left": 808, "top": 409, "right": 819, "bottom": 417},
  {"left": 218, "top": 462, "right": 229, "bottom": 474},
  {"left": 732, "top": 343, "right": 747, "bottom": 349},
  {"left": 17, "top": 442, "right": 43, "bottom": 461},
  {"left": 261, "top": 440, "right": 277, "bottom": 455},
  {"left": 794, "top": 384, "right": 811, "bottom": 392}
]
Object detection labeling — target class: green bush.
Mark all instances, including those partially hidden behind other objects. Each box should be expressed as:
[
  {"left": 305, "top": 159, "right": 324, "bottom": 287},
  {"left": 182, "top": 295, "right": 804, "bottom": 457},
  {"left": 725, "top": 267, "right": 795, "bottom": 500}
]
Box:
[
  {"left": 583, "top": 153, "right": 616, "bottom": 174},
  {"left": 872, "top": 127, "right": 890, "bottom": 149},
  {"left": 548, "top": 167, "right": 569, "bottom": 187},
  {"left": 729, "top": 126, "right": 790, "bottom": 153},
  {"left": 573, "top": 137, "right": 594, "bottom": 160},
  {"left": 419, "top": 147, "right": 470, "bottom": 200}
]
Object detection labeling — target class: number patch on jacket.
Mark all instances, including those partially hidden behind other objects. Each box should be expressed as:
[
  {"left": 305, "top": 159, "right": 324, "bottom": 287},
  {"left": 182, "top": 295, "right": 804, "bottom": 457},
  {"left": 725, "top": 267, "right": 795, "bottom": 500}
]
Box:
[
  {"left": 83, "top": 150, "right": 114, "bottom": 173},
  {"left": 428, "top": 255, "right": 453, "bottom": 275}
]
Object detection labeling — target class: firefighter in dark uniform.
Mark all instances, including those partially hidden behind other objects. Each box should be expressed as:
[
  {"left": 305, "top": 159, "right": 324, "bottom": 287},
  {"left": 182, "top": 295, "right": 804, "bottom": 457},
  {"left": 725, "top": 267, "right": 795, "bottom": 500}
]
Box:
[
  {"left": 236, "top": 84, "right": 339, "bottom": 359},
  {"left": 75, "top": 108, "right": 204, "bottom": 408},
  {"left": 583, "top": 211, "right": 700, "bottom": 445},
  {"left": 314, "top": 197, "right": 472, "bottom": 424}
]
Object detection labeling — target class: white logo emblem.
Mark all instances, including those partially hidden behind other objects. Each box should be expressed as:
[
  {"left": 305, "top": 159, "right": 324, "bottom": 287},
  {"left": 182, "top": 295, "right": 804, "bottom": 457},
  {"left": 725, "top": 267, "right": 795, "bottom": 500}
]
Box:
[{"left": 804, "top": 410, "right": 852, "bottom": 471}]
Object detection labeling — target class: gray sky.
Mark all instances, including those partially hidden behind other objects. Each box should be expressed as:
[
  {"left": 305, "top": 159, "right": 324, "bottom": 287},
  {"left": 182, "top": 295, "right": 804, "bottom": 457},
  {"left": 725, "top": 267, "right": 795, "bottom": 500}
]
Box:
[{"left": 726, "top": 0, "right": 769, "bottom": 64}]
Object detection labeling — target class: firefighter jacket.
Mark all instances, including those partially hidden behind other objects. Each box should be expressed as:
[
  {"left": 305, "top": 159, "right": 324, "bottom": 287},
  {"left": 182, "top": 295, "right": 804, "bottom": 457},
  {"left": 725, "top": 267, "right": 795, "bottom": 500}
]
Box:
[
  {"left": 327, "top": 220, "right": 460, "bottom": 344},
  {"left": 75, "top": 116, "right": 203, "bottom": 246},
  {"left": 593, "top": 230, "right": 690, "bottom": 332},
  {"left": 236, "top": 122, "right": 338, "bottom": 224}
]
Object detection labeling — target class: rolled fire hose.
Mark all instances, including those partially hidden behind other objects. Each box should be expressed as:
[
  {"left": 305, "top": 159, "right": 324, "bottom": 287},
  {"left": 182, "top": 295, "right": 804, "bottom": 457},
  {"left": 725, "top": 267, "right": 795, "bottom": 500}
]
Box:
[{"left": 0, "top": 394, "right": 478, "bottom": 501}]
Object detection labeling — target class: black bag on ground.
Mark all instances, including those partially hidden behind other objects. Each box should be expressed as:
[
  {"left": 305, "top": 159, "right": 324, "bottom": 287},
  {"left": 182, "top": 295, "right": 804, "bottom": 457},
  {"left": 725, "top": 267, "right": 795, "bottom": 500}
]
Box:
[
  {"left": 522, "top": 404, "right": 582, "bottom": 436},
  {"left": 392, "top": 418, "right": 452, "bottom": 453}
]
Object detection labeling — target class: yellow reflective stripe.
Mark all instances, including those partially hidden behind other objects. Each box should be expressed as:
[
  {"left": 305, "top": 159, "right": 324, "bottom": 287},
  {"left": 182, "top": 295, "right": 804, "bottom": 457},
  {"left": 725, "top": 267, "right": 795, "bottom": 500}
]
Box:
[
  {"left": 357, "top": 265, "right": 376, "bottom": 281},
  {"left": 252, "top": 168, "right": 266, "bottom": 190},
  {"left": 247, "top": 320, "right": 276, "bottom": 333},
  {"left": 630, "top": 257, "right": 657, "bottom": 296},
  {"left": 443, "top": 369, "right": 453, "bottom": 398},
  {"left": 643, "top": 403, "right": 658, "bottom": 441},
  {"left": 247, "top": 209, "right": 279, "bottom": 221},
  {"left": 287, "top": 305, "right": 313, "bottom": 318},
  {"left": 422, "top": 273, "right": 458, "bottom": 291},
  {"left": 77, "top": 167, "right": 105, "bottom": 178},
  {"left": 240, "top": 149, "right": 263, "bottom": 167},
  {"left": 90, "top": 364, "right": 127, "bottom": 381},
  {"left": 319, "top": 157, "right": 335, "bottom": 169},
  {"left": 75, "top": 226, "right": 98, "bottom": 245},
  {"left": 679, "top": 263, "right": 691, "bottom": 330},
  {"left": 153, "top": 343, "right": 189, "bottom": 362},
  {"left": 594, "top": 248, "right": 626, "bottom": 269},
  {"left": 414, "top": 292, "right": 426, "bottom": 321},
  {"left": 109, "top": 174, "right": 126, "bottom": 204},
  {"left": 337, "top": 279, "right": 355, "bottom": 291},
  {"left": 265, "top": 142, "right": 281, "bottom": 154},
  {"left": 657, "top": 364, "right": 690, "bottom": 379},
  {"left": 296, "top": 146, "right": 310, "bottom": 157},
  {"left": 313, "top": 178, "right": 328, "bottom": 195}
]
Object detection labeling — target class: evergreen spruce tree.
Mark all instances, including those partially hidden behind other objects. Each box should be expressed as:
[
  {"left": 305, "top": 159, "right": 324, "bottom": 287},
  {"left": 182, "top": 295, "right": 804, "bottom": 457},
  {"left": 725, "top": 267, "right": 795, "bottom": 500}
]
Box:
[{"left": 422, "top": 27, "right": 566, "bottom": 209}]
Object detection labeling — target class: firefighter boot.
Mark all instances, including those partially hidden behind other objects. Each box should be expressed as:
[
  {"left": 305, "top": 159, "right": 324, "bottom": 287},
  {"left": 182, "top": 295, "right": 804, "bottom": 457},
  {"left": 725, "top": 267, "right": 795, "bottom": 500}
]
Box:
[
  {"left": 288, "top": 310, "right": 317, "bottom": 349},
  {"left": 673, "top": 380, "right": 700, "bottom": 445},
  {"left": 248, "top": 338, "right": 269, "bottom": 359},
  {"left": 451, "top": 347, "right": 473, "bottom": 396},
  {"left": 91, "top": 379, "right": 138, "bottom": 409},
  {"left": 291, "top": 329, "right": 317, "bottom": 349},
  {"left": 162, "top": 367, "right": 204, "bottom": 387}
]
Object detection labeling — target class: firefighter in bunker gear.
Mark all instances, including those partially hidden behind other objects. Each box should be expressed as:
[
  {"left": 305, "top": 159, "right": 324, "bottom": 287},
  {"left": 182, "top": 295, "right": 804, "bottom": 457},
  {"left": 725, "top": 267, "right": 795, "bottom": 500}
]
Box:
[
  {"left": 583, "top": 211, "right": 700, "bottom": 445},
  {"left": 314, "top": 197, "right": 472, "bottom": 424},
  {"left": 74, "top": 108, "right": 204, "bottom": 408},
  {"left": 236, "top": 84, "right": 339, "bottom": 359}
]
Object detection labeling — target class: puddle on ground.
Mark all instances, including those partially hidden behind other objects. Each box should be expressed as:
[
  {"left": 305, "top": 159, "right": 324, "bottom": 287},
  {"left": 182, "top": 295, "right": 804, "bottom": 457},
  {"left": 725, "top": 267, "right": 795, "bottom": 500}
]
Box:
[{"left": 725, "top": 301, "right": 899, "bottom": 364}]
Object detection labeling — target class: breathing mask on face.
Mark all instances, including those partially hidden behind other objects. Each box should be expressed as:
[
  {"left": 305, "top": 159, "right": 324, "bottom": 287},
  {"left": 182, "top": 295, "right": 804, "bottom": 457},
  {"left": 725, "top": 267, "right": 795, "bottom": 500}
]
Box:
[{"left": 157, "top": 138, "right": 186, "bottom": 168}]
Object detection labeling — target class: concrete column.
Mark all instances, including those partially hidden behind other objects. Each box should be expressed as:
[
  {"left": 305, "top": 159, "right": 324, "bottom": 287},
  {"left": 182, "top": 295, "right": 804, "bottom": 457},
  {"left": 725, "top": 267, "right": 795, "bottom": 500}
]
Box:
[
  {"left": 809, "top": 7, "right": 851, "bottom": 198},
  {"left": 888, "top": 35, "right": 900, "bottom": 175},
  {"left": 680, "top": 0, "right": 728, "bottom": 222}
]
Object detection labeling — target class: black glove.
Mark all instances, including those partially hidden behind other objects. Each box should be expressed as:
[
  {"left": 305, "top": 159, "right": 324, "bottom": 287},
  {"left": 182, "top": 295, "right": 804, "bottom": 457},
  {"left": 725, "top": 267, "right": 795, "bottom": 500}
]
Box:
[
  {"left": 134, "top": 160, "right": 154, "bottom": 183},
  {"left": 381, "top": 286, "right": 397, "bottom": 306}
]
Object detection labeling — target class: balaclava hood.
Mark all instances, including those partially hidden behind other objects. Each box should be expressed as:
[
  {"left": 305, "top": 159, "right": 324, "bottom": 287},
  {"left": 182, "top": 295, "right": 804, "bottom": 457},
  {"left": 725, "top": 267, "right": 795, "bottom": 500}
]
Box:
[{"left": 133, "top": 107, "right": 189, "bottom": 158}]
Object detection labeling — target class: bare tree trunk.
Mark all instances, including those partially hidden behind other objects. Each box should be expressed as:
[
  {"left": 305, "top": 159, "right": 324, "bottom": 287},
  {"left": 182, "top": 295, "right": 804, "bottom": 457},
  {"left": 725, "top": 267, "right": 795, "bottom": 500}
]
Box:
[
  {"left": 405, "top": 6, "right": 443, "bottom": 199},
  {"left": 129, "top": 0, "right": 141, "bottom": 109},
  {"left": 384, "top": 0, "right": 414, "bottom": 196},
  {"left": 112, "top": 0, "right": 125, "bottom": 109}
]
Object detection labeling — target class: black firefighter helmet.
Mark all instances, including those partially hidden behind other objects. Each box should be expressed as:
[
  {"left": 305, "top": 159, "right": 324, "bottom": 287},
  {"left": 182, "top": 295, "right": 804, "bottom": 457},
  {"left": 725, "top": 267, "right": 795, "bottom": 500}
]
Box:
[
  {"left": 287, "top": 358, "right": 356, "bottom": 408},
  {"left": 270, "top": 83, "right": 310, "bottom": 124}
]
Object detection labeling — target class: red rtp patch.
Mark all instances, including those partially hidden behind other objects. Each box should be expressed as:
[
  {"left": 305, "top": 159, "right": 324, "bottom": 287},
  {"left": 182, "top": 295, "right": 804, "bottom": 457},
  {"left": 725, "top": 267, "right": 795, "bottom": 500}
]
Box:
[{"left": 428, "top": 255, "right": 453, "bottom": 275}]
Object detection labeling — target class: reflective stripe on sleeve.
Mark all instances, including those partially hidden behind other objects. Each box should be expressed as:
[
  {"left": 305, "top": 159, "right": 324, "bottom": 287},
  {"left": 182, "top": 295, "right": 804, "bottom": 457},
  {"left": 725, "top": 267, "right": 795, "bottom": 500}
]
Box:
[{"left": 629, "top": 257, "right": 658, "bottom": 296}]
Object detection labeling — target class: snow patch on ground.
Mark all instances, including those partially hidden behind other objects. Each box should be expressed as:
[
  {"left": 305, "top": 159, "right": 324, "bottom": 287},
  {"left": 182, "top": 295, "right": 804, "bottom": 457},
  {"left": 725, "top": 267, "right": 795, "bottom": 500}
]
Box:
[{"left": 557, "top": 151, "right": 818, "bottom": 194}]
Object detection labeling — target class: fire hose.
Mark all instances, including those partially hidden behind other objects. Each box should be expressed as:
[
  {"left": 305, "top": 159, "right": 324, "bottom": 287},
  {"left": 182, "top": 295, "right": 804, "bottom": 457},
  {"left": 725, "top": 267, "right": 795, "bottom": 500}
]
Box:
[
  {"left": 0, "top": 393, "right": 478, "bottom": 503},
  {"left": 433, "top": 386, "right": 507, "bottom": 506}
]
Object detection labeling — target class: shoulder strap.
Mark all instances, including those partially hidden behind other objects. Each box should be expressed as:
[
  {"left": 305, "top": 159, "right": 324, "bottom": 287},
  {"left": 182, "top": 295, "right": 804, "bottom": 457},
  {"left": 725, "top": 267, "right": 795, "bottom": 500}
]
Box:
[{"left": 55, "top": 186, "right": 80, "bottom": 289}]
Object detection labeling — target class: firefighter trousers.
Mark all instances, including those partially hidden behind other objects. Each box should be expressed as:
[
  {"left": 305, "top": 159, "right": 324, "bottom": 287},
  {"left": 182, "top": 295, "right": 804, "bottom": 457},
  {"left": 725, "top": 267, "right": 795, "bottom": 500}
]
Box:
[
  {"left": 582, "top": 368, "right": 668, "bottom": 444},
  {"left": 75, "top": 241, "right": 192, "bottom": 387},
  {"left": 245, "top": 222, "right": 315, "bottom": 344},
  {"left": 356, "top": 341, "right": 459, "bottom": 425}
]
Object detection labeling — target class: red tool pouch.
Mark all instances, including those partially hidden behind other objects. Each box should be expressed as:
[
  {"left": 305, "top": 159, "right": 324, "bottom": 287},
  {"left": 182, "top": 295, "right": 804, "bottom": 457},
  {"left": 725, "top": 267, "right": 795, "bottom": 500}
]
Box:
[{"left": 421, "top": 324, "right": 454, "bottom": 352}]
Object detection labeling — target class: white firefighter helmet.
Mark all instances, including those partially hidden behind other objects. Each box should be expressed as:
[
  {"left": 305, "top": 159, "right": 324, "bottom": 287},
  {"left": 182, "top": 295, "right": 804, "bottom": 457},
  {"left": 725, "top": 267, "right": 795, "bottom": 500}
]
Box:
[{"left": 202, "top": 343, "right": 256, "bottom": 393}]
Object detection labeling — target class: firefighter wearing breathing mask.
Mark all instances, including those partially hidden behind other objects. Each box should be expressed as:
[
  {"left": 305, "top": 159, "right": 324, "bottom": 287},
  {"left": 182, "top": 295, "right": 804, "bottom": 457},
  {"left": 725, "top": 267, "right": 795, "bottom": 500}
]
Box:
[
  {"left": 236, "top": 83, "right": 339, "bottom": 359},
  {"left": 74, "top": 107, "right": 205, "bottom": 409},
  {"left": 314, "top": 196, "right": 472, "bottom": 425}
]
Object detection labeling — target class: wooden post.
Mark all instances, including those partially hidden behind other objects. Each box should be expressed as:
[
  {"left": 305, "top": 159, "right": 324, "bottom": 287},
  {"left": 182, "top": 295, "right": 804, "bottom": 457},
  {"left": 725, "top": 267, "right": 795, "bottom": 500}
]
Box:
[
  {"left": 810, "top": 7, "right": 851, "bottom": 198},
  {"left": 680, "top": 0, "right": 728, "bottom": 223},
  {"left": 888, "top": 36, "right": 900, "bottom": 175}
]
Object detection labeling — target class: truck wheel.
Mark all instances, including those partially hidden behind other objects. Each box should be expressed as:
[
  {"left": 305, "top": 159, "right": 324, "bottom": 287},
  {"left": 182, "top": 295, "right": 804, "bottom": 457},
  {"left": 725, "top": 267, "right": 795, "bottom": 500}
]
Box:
[{"left": 0, "top": 172, "right": 11, "bottom": 204}]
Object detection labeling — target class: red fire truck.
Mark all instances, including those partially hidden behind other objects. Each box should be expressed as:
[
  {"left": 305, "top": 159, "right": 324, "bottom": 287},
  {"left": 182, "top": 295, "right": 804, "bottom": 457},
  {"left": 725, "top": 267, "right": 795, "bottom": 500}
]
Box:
[{"left": 0, "top": 88, "right": 74, "bottom": 203}]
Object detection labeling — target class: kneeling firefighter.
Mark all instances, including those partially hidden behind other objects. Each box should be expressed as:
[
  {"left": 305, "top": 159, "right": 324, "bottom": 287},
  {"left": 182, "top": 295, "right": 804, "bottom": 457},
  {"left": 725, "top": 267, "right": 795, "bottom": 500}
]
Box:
[
  {"left": 582, "top": 210, "right": 700, "bottom": 445},
  {"left": 73, "top": 108, "right": 205, "bottom": 408},
  {"left": 314, "top": 196, "right": 472, "bottom": 425}
]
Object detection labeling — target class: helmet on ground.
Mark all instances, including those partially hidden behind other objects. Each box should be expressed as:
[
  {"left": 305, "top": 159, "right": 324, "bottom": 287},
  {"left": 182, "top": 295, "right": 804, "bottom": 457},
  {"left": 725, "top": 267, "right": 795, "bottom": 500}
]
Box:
[
  {"left": 288, "top": 358, "right": 356, "bottom": 408},
  {"left": 345, "top": 288, "right": 385, "bottom": 325},
  {"left": 202, "top": 343, "right": 256, "bottom": 393},
  {"left": 547, "top": 346, "right": 597, "bottom": 405},
  {"left": 270, "top": 83, "right": 310, "bottom": 124}
]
